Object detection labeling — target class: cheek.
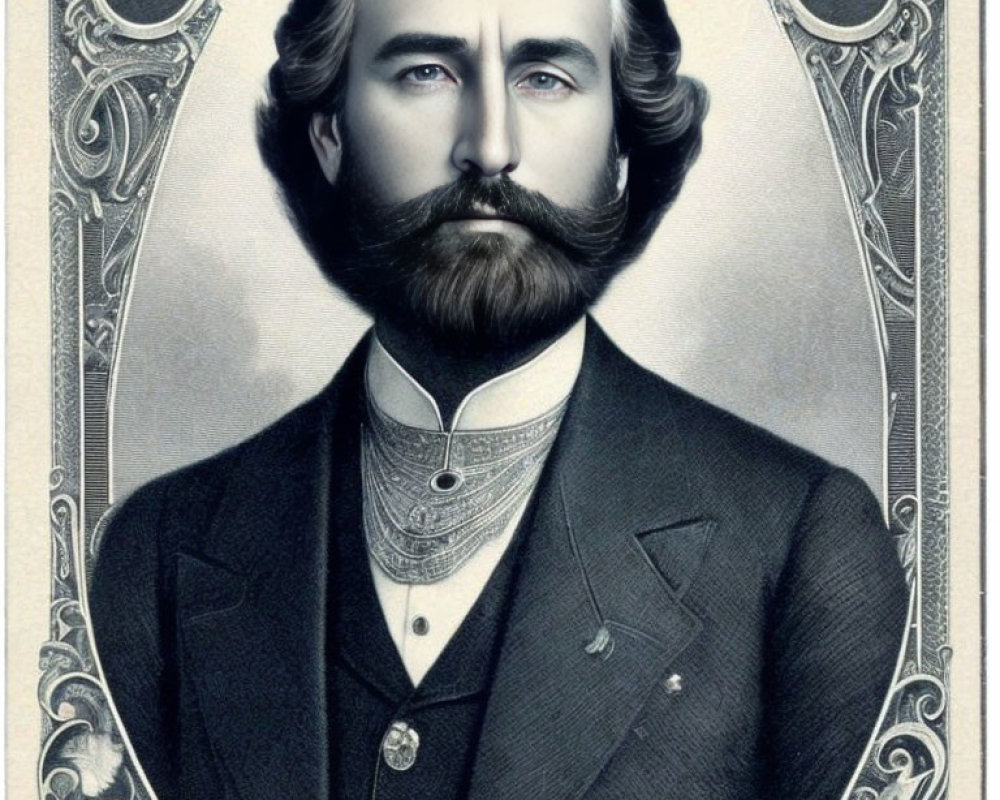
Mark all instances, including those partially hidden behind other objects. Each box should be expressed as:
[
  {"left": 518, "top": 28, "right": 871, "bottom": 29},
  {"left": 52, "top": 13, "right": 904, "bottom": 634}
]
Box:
[
  {"left": 343, "top": 86, "right": 459, "bottom": 203},
  {"left": 515, "top": 100, "right": 615, "bottom": 205}
]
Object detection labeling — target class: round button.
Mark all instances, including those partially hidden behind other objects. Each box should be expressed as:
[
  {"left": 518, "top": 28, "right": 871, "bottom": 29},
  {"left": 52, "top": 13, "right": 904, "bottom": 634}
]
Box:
[
  {"left": 411, "top": 616, "right": 430, "bottom": 636},
  {"left": 382, "top": 721, "right": 420, "bottom": 771},
  {"left": 429, "top": 469, "right": 463, "bottom": 494}
]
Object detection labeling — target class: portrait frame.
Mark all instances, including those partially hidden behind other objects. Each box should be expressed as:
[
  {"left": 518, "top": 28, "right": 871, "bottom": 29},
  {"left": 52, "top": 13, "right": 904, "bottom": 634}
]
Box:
[{"left": 3, "top": 0, "right": 983, "bottom": 797}]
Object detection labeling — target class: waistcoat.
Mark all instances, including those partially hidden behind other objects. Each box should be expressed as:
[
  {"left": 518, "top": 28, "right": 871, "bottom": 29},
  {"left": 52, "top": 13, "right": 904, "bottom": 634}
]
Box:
[{"left": 327, "top": 409, "right": 528, "bottom": 799}]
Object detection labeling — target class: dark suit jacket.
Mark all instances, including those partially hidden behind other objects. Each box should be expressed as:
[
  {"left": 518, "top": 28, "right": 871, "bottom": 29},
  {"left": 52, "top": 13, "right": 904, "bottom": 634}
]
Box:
[{"left": 89, "top": 320, "right": 908, "bottom": 800}]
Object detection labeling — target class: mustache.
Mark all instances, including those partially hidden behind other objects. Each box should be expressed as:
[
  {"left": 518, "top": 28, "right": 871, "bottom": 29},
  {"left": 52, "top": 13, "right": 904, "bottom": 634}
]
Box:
[{"left": 349, "top": 173, "right": 628, "bottom": 262}]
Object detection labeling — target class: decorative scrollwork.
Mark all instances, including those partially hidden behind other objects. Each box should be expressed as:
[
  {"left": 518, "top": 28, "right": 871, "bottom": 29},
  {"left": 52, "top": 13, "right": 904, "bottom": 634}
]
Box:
[
  {"left": 60, "top": 0, "right": 210, "bottom": 202},
  {"left": 776, "top": 0, "right": 934, "bottom": 329},
  {"left": 776, "top": 0, "right": 902, "bottom": 44},
  {"left": 771, "top": 2, "right": 948, "bottom": 798},
  {"left": 50, "top": 492, "right": 79, "bottom": 589},
  {"left": 43, "top": 0, "right": 221, "bottom": 796},
  {"left": 41, "top": 482, "right": 132, "bottom": 799},
  {"left": 52, "top": 0, "right": 220, "bottom": 373},
  {"left": 92, "top": 0, "right": 208, "bottom": 41},
  {"left": 39, "top": 607, "right": 130, "bottom": 799},
  {"left": 851, "top": 671, "right": 948, "bottom": 800}
]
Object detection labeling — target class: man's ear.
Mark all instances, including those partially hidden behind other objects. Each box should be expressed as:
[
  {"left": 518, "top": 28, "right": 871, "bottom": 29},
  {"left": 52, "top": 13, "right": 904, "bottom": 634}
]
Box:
[
  {"left": 309, "top": 113, "right": 343, "bottom": 185},
  {"left": 616, "top": 154, "right": 630, "bottom": 197}
]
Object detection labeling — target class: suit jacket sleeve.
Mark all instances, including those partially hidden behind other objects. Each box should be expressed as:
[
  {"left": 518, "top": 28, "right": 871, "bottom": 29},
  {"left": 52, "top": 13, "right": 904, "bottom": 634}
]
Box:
[
  {"left": 89, "top": 482, "right": 181, "bottom": 799},
  {"left": 764, "top": 468, "right": 909, "bottom": 800}
]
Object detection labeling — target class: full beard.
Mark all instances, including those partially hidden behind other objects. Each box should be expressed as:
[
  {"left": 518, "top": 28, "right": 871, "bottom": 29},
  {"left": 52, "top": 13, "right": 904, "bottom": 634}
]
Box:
[{"left": 318, "top": 141, "right": 630, "bottom": 351}]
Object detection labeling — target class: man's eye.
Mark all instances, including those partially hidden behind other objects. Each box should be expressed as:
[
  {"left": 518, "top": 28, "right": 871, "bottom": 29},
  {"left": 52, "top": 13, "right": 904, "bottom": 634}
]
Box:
[
  {"left": 518, "top": 72, "right": 570, "bottom": 93},
  {"left": 402, "top": 65, "right": 451, "bottom": 84}
]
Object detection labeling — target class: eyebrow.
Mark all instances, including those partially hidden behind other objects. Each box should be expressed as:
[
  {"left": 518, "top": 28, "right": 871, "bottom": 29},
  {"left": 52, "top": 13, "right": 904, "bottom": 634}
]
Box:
[
  {"left": 509, "top": 38, "right": 599, "bottom": 73},
  {"left": 372, "top": 34, "right": 600, "bottom": 74},
  {"left": 374, "top": 34, "right": 470, "bottom": 63}
]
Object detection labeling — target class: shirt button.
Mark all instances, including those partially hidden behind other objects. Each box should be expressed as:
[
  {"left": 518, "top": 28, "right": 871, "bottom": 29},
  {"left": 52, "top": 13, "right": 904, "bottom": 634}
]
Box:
[
  {"left": 411, "top": 615, "right": 430, "bottom": 636},
  {"left": 382, "top": 721, "right": 420, "bottom": 771}
]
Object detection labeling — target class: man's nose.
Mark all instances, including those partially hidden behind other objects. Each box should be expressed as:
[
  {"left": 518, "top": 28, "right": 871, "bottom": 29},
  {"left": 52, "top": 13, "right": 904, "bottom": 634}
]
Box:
[{"left": 451, "top": 67, "right": 520, "bottom": 177}]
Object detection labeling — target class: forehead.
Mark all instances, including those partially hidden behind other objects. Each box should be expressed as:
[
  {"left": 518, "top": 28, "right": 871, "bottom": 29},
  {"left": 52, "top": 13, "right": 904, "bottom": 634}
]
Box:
[{"left": 352, "top": 0, "right": 615, "bottom": 58}]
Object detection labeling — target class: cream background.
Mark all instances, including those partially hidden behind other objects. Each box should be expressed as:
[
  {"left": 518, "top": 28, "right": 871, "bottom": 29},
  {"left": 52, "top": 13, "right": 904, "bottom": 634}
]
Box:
[
  {"left": 946, "top": 0, "right": 984, "bottom": 790},
  {"left": 8, "top": 1, "right": 56, "bottom": 797},
  {"left": 110, "top": 0, "right": 887, "bottom": 502}
]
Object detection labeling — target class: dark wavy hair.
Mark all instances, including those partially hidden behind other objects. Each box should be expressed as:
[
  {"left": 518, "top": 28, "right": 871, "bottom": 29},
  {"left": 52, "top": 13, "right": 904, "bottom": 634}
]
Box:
[{"left": 257, "top": 0, "right": 707, "bottom": 274}]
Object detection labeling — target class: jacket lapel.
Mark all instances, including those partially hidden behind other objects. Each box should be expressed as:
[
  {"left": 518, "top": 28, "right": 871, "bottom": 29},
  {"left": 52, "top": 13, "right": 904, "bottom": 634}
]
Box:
[
  {"left": 469, "top": 321, "right": 713, "bottom": 800},
  {"left": 176, "top": 340, "right": 368, "bottom": 800}
]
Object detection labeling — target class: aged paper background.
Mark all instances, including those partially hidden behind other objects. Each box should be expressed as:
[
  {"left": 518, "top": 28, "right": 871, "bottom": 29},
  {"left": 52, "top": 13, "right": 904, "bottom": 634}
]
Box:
[
  {"left": 8, "top": 0, "right": 52, "bottom": 796},
  {"left": 6, "top": 0, "right": 983, "bottom": 796},
  {"left": 945, "top": 0, "right": 983, "bottom": 791}
]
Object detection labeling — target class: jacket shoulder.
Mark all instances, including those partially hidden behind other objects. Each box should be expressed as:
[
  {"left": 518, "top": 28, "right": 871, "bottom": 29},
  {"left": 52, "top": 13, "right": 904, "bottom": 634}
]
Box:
[
  {"left": 603, "top": 333, "right": 835, "bottom": 485},
  {"left": 584, "top": 323, "right": 884, "bottom": 562},
  {"left": 95, "top": 390, "right": 331, "bottom": 559}
]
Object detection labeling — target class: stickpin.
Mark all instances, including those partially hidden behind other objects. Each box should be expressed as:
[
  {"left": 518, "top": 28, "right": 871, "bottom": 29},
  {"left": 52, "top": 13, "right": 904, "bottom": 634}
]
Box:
[{"left": 584, "top": 626, "right": 615, "bottom": 660}]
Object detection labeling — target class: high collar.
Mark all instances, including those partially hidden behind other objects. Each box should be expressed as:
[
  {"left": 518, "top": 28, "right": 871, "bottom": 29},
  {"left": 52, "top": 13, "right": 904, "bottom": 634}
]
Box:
[{"left": 365, "top": 318, "right": 586, "bottom": 432}]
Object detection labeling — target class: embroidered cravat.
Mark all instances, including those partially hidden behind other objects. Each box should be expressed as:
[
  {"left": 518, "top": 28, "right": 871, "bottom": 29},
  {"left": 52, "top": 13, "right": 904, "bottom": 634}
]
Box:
[{"left": 362, "top": 397, "right": 567, "bottom": 583}]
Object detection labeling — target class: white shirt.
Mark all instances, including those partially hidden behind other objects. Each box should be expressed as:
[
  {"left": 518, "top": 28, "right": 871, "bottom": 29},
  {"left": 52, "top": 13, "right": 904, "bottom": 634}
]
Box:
[{"left": 364, "top": 319, "right": 586, "bottom": 686}]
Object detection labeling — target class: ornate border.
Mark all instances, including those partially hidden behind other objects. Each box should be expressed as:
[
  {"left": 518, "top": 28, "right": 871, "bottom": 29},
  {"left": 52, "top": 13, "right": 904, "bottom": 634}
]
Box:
[
  {"left": 41, "top": 1, "right": 949, "bottom": 798},
  {"left": 770, "top": 3, "right": 948, "bottom": 796},
  {"left": 44, "top": 2, "right": 220, "bottom": 796},
  {"left": 90, "top": 0, "right": 209, "bottom": 40},
  {"left": 785, "top": 0, "right": 902, "bottom": 43}
]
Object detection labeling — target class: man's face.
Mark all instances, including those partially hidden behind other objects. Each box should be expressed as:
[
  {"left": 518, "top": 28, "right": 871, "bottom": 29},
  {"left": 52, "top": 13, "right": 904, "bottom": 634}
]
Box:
[
  {"left": 338, "top": 0, "right": 617, "bottom": 218},
  {"left": 308, "top": 0, "right": 629, "bottom": 350}
]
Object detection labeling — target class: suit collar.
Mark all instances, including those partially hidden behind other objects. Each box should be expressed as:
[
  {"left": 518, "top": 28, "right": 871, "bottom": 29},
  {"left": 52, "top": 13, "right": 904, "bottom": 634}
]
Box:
[
  {"left": 469, "top": 319, "right": 713, "bottom": 799},
  {"left": 367, "top": 317, "right": 586, "bottom": 431}
]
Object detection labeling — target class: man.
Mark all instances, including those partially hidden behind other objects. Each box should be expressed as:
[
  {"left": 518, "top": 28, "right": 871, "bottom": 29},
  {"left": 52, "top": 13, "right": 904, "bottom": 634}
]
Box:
[{"left": 89, "top": 0, "right": 908, "bottom": 798}]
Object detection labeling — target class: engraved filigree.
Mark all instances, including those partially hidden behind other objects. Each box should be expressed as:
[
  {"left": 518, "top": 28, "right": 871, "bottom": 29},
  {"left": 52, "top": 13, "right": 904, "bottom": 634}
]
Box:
[
  {"left": 39, "top": 636, "right": 133, "bottom": 799},
  {"left": 851, "top": 669, "right": 949, "bottom": 800},
  {"left": 44, "top": 0, "right": 221, "bottom": 796},
  {"left": 59, "top": 0, "right": 210, "bottom": 201},
  {"left": 774, "top": 0, "right": 902, "bottom": 44},
  {"left": 771, "top": 2, "right": 948, "bottom": 798},
  {"left": 53, "top": 0, "right": 220, "bottom": 374},
  {"left": 363, "top": 399, "right": 567, "bottom": 582},
  {"left": 39, "top": 596, "right": 128, "bottom": 799},
  {"left": 43, "top": 472, "right": 136, "bottom": 799},
  {"left": 787, "top": 2, "right": 934, "bottom": 325},
  {"left": 50, "top": 481, "right": 80, "bottom": 593}
]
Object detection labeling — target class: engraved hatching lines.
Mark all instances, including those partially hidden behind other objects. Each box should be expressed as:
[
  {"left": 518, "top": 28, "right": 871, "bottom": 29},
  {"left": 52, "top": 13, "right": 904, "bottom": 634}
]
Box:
[{"left": 42, "top": 1, "right": 948, "bottom": 797}]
